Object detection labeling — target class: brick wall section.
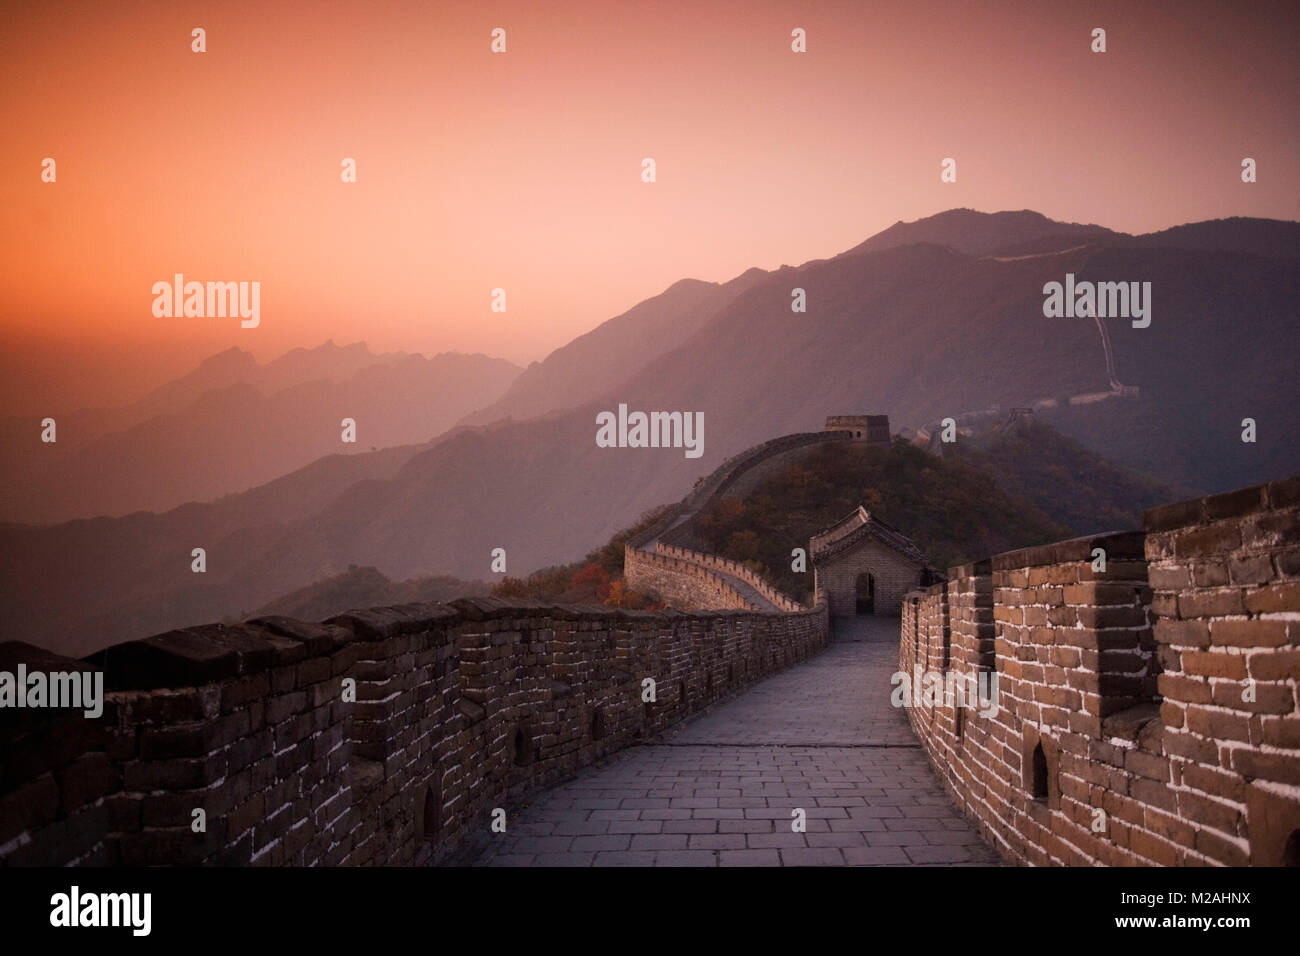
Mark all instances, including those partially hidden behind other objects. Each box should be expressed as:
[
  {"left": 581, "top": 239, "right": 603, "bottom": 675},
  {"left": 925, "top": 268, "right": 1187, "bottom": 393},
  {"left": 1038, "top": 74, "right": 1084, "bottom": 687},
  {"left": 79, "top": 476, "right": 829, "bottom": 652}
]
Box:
[
  {"left": 900, "top": 475, "right": 1300, "bottom": 866},
  {"left": 1144, "top": 476, "right": 1300, "bottom": 866},
  {"left": 623, "top": 546, "right": 762, "bottom": 611},
  {"left": 0, "top": 597, "right": 829, "bottom": 866},
  {"left": 951, "top": 559, "right": 995, "bottom": 675},
  {"left": 652, "top": 543, "right": 803, "bottom": 611},
  {"left": 685, "top": 430, "right": 854, "bottom": 507}
]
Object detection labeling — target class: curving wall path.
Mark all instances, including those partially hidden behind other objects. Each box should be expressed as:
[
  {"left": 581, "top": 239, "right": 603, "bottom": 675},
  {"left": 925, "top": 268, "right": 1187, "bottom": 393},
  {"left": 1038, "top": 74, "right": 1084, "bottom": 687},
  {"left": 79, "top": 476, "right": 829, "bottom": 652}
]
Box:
[
  {"left": 625, "top": 429, "right": 851, "bottom": 612},
  {"left": 3, "top": 410, "right": 1295, "bottom": 869},
  {"left": 626, "top": 416, "right": 1300, "bottom": 867}
]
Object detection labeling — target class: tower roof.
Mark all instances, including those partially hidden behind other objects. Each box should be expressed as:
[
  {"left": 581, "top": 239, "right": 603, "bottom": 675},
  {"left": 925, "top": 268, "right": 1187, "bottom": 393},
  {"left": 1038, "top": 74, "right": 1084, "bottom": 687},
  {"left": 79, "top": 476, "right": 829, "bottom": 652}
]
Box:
[{"left": 810, "top": 505, "right": 932, "bottom": 568}]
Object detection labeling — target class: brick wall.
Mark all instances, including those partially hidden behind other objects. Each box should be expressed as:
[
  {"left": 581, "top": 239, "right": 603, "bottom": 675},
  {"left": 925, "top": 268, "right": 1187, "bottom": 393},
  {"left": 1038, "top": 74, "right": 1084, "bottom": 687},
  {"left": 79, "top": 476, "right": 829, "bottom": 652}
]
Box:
[
  {"left": 0, "top": 597, "right": 829, "bottom": 866},
  {"left": 899, "top": 476, "right": 1300, "bottom": 866},
  {"left": 623, "top": 546, "right": 763, "bottom": 610},
  {"left": 652, "top": 543, "right": 804, "bottom": 611},
  {"left": 1145, "top": 477, "right": 1300, "bottom": 865}
]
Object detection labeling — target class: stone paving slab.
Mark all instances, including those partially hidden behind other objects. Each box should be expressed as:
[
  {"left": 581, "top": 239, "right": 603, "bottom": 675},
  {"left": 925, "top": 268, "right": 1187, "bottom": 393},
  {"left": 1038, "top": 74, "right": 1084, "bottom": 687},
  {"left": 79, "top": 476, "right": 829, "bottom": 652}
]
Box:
[{"left": 474, "top": 618, "right": 999, "bottom": 867}]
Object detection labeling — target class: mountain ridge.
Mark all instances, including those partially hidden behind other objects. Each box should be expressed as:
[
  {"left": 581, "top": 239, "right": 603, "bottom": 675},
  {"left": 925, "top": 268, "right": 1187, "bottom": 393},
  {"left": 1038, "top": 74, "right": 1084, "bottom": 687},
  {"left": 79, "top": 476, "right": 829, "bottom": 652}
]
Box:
[
  {"left": 3, "top": 209, "right": 1296, "bottom": 659},
  {"left": 0, "top": 345, "right": 521, "bottom": 523}
]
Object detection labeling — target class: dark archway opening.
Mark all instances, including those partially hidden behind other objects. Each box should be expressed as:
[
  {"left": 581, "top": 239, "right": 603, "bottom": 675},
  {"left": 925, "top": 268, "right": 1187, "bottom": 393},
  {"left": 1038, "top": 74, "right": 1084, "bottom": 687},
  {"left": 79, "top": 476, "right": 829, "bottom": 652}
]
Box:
[
  {"left": 590, "top": 707, "right": 606, "bottom": 741},
  {"left": 512, "top": 724, "right": 534, "bottom": 767},
  {"left": 1031, "top": 743, "right": 1048, "bottom": 800},
  {"left": 422, "top": 782, "right": 441, "bottom": 841},
  {"left": 855, "top": 572, "right": 876, "bottom": 615}
]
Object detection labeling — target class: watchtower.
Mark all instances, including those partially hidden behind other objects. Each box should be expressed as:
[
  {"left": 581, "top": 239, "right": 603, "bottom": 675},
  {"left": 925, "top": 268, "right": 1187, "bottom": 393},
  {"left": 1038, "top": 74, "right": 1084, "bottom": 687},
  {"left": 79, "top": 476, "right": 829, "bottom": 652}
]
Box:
[
  {"left": 824, "top": 415, "right": 891, "bottom": 447},
  {"left": 809, "top": 506, "right": 934, "bottom": 616}
]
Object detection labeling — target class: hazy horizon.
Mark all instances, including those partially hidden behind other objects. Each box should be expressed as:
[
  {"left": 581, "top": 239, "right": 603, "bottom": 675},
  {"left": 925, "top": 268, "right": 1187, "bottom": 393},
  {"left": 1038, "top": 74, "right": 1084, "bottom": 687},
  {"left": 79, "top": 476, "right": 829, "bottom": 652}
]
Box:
[
  {"left": 4, "top": 0, "right": 1297, "bottom": 414},
  {"left": 3, "top": 205, "right": 1296, "bottom": 417}
]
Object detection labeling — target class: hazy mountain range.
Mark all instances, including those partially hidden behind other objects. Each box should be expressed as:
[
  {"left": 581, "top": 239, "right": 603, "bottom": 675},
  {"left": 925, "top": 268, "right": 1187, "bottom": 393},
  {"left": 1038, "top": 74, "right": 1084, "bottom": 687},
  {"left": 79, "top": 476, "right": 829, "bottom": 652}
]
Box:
[
  {"left": 3, "top": 208, "right": 1297, "bottom": 657},
  {"left": 0, "top": 341, "right": 520, "bottom": 522},
  {"left": 458, "top": 268, "right": 771, "bottom": 427},
  {"left": 246, "top": 566, "right": 490, "bottom": 624}
]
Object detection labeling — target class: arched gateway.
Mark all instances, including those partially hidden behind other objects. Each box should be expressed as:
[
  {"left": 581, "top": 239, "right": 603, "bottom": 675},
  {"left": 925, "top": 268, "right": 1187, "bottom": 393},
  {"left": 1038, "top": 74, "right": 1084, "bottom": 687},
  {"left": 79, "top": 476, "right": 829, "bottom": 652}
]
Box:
[{"left": 855, "top": 572, "right": 875, "bottom": 615}]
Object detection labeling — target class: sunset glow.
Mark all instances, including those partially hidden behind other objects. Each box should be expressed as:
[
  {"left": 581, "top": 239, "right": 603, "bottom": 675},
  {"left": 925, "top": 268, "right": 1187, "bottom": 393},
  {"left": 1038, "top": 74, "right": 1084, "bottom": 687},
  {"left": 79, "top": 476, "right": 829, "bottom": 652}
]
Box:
[{"left": 2, "top": 0, "right": 1296, "bottom": 412}]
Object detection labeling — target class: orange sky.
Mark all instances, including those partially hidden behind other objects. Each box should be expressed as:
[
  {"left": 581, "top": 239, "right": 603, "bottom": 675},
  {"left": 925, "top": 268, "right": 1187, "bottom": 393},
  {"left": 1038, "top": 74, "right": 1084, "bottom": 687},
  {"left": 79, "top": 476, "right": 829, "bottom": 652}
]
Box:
[{"left": 2, "top": 0, "right": 1296, "bottom": 413}]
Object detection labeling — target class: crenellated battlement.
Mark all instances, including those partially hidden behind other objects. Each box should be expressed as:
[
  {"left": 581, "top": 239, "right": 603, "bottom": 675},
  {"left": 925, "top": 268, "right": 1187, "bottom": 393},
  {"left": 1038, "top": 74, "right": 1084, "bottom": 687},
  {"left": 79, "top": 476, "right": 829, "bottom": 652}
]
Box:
[
  {"left": 0, "top": 597, "right": 829, "bottom": 866},
  {"left": 900, "top": 476, "right": 1300, "bottom": 866},
  {"left": 3, "top": 424, "right": 1296, "bottom": 868}
]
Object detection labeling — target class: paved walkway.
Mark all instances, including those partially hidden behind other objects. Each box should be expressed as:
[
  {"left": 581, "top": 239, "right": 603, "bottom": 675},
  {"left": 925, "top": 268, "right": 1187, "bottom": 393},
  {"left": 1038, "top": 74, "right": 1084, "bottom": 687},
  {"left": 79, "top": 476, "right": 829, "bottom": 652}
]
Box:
[{"left": 473, "top": 617, "right": 999, "bottom": 866}]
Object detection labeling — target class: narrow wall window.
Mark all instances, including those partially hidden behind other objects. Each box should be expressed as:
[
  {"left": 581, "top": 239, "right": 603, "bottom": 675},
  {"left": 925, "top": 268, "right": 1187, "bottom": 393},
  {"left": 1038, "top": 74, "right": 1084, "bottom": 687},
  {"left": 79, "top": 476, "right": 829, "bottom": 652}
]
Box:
[
  {"left": 422, "top": 781, "right": 442, "bottom": 841},
  {"left": 512, "top": 723, "right": 534, "bottom": 766},
  {"left": 1031, "top": 743, "right": 1049, "bottom": 800}
]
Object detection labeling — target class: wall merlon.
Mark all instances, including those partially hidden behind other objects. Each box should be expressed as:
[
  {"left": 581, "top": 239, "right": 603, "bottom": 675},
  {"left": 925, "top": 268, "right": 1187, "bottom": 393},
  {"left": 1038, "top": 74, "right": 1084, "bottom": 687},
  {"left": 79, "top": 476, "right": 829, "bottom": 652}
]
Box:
[{"left": 991, "top": 530, "right": 1146, "bottom": 572}]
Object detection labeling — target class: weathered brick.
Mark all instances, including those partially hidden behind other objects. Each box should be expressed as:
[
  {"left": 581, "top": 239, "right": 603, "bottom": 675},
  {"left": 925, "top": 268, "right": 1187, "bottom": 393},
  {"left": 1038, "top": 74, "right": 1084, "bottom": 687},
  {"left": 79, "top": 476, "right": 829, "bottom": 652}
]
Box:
[
  {"left": 1154, "top": 618, "right": 1210, "bottom": 648},
  {"left": 1178, "top": 589, "right": 1246, "bottom": 619},
  {"left": 1181, "top": 651, "right": 1247, "bottom": 680},
  {"left": 1246, "top": 650, "right": 1300, "bottom": 681},
  {"left": 1210, "top": 681, "right": 1294, "bottom": 714},
  {"left": 1209, "top": 618, "right": 1288, "bottom": 648},
  {"left": 1174, "top": 524, "right": 1241, "bottom": 558},
  {"left": 1230, "top": 749, "right": 1300, "bottom": 786},
  {"left": 1243, "top": 582, "right": 1300, "bottom": 614}
]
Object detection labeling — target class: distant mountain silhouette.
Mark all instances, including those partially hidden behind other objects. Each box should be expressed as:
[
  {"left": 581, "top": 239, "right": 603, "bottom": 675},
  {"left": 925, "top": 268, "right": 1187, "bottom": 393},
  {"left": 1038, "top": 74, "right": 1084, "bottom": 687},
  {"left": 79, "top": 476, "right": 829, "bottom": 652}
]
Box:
[
  {"left": 843, "top": 208, "right": 1299, "bottom": 262},
  {"left": 1129, "top": 217, "right": 1300, "bottom": 259},
  {"left": 4, "top": 209, "right": 1297, "bottom": 657},
  {"left": 245, "top": 565, "right": 489, "bottom": 623},
  {"left": 837, "top": 208, "right": 1118, "bottom": 258},
  {"left": 0, "top": 343, "right": 520, "bottom": 522},
  {"left": 458, "top": 270, "right": 769, "bottom": 425},
  {"left": 132, "top": 339, "right": 403, "bottom": 424},
  {"left": 943, "top": 417, "right": 1195, "bottom": 537}
]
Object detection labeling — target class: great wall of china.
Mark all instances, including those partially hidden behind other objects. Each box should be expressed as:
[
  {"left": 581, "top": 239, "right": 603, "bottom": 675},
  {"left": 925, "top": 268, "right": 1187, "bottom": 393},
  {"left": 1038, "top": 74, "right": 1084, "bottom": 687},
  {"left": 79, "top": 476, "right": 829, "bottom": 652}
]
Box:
[
  {"left": 909, "top": 271, "right": 1142, "bottom": 446},
  {"left": 902, "top": 479, "right": 1300, "bottom": 866},
  {"left": 1, "top": 424, "right": 1297, "bottom": 867},
  {"left": 0, "top": 597, "right": 830, "bottom": 866},
  {"left": 622, "top": 428, "right": 854, "bottom": 612}
]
